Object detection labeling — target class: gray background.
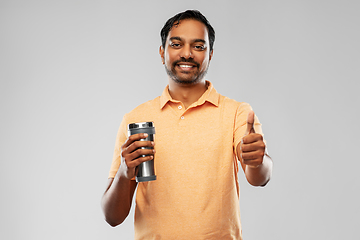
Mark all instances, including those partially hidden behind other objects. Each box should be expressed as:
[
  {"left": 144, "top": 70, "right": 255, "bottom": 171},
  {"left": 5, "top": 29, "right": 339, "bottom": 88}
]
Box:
[{"left": 1, "top": 0, "right": 359, "bottom": 239}]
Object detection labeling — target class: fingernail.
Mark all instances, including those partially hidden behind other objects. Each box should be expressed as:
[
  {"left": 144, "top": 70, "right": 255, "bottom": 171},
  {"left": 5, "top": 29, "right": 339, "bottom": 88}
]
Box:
[{"left": 143, "top": 133, "right": 148, "bottom": 137}]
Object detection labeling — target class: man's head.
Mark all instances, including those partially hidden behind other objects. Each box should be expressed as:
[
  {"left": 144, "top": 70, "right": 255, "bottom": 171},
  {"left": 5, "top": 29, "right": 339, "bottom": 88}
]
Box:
[
  {"left": 160, "top": 10, "right": 215, "bottom": 54},
  {"left": 159, "top": 10, "right": 215, "bottom": 85}
]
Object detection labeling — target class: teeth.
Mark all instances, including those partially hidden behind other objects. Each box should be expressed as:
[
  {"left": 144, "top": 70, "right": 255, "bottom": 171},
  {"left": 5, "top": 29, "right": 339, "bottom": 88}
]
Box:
[{"left": 179, "top": 65, "right": 193, "bottom": 68}]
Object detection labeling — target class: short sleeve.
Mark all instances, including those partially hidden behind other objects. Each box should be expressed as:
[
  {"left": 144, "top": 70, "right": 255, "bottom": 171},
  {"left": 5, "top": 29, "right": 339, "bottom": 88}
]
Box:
[
  {"left": 233, "top": 103, "right": 263, "bottom": 160},
  {"left": 108, "top": 115, "right": 128, "bottom": 178}
]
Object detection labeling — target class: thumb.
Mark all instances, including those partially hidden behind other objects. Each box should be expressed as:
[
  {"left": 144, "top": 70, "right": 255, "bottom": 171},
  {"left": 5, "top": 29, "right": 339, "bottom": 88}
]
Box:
[{"left": 245, "top": 110, "right": 255, "bottom": 135}]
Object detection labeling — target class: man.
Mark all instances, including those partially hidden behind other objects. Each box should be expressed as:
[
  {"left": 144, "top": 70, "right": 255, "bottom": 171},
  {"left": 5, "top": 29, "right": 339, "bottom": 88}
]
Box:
[{"left": 102, "top": 10, "right": 272, "bottom": 239}]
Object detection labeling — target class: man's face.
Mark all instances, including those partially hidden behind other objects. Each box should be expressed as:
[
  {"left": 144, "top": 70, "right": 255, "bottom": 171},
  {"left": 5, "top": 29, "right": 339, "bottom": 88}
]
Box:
[{"left": 160, "top": 19, "right": 213, "bottom": 85}]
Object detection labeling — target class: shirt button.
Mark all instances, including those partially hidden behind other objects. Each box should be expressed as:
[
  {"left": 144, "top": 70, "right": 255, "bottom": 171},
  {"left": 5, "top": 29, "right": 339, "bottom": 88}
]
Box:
[
  {"left": 180, "top": 116, "right": 185, "bottom": 120},
  {"left": 178, "top": 105, "right": 182, "bottom": 109}
]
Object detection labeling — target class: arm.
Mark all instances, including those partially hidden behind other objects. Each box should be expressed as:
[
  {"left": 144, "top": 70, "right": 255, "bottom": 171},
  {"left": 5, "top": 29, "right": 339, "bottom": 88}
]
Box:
[
  {"left": 237, "top": 111, "right": 273, "bottom": 186},
  {"left": 101, "top": 133, "right": 155, "bottom": 226},
  {"left": 101, "top": 177, "right": 137, "bottom": 227}
]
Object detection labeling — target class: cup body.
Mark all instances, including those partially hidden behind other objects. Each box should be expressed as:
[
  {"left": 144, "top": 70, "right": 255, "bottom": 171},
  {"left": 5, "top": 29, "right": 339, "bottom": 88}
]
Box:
[{"left": 128, "top": 122, "right": 156, "bottom": 182}]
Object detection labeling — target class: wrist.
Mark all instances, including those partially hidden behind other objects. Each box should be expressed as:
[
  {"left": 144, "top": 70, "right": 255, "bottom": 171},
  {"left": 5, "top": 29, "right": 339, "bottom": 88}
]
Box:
[{"left": 116, "top": 164, "right": 135, "bottom": 182}]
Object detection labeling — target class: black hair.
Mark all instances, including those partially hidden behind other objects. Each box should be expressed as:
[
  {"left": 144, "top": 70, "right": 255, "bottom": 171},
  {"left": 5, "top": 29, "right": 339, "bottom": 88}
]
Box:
[{"left": 160, "top": 10, "right": 215, "bottom": 53}]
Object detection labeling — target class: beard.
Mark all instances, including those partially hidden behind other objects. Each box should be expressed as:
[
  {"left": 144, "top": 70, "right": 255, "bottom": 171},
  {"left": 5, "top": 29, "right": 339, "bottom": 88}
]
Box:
[{"left": 165, "top": 58, "right": 209, "bottom": 85}]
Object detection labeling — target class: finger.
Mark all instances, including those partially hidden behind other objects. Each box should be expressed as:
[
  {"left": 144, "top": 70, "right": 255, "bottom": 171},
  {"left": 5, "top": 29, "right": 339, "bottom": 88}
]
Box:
[
  {"left": 241, "top": 150, "right": 265, "bottom": 161},
  {"left": 245, "top": 111, "right": 255, "bottom": 135},
  {"left": 242, "top": 133, "right": 264, "bottom": 145},
  {"left": 122, "top": 133, "right": 148, "bottom": 148},
  {"left": 242, "top": 157, "right": 263, "bottom": 168},
  {"left": 241, "top": 140, "right": 265, "bottom": 153},
  {"left": 127, "top": 155, "right": 154, "bottom": 169},
  {"left": 127, "top": 148, "right": 155, "bottom": 161},
  {"left": 126, "top": 140, "right": 154, "bottom": 153}
]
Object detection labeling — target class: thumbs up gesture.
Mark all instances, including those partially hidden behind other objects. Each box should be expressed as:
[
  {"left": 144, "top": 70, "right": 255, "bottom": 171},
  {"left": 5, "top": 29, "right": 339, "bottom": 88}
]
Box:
[{"left": 240, "top": 111, "right": 266, "bottom": 168}]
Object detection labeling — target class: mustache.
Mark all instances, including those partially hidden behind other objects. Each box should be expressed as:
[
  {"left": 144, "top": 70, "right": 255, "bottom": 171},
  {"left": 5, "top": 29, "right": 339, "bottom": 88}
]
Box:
[{"left": 173, "top": 58, "right": 200, "bottom": 68}]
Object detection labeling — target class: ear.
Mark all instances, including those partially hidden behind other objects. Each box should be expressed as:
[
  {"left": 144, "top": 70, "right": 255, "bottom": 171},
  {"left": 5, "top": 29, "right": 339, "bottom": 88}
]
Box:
[
  {"left": 159, "top": 46, "right": 165, "bottom": 64},
  {"left": 209, "top": 49, "right": 214, "bottom": 61}
]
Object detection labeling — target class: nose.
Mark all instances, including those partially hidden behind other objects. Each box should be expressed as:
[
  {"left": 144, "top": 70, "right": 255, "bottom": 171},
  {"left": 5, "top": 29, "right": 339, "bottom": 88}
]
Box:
[{"left": 179, "top": 44, "right": 193, "bottom": 59}]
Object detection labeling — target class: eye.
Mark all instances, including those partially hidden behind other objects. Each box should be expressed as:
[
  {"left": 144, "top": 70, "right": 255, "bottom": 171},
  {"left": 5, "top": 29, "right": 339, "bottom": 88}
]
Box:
[
  {"left": 170, "top": 43, "right": 181, "bottom": 48},
  {"left": 194, "top": 45, "right": 205, "bottom": 50}
]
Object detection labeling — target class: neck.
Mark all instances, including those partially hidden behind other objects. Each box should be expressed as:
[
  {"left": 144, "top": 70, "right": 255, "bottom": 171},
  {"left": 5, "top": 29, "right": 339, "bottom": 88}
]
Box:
[{"left": 168, "top": 80, "right": 208, "bottom": 109}]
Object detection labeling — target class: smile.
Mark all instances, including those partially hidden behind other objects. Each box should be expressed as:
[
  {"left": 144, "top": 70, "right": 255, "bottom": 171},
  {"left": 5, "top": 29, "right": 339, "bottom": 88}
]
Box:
[{"left": 178, "top": 65, "right": 194, "bottom": 68}]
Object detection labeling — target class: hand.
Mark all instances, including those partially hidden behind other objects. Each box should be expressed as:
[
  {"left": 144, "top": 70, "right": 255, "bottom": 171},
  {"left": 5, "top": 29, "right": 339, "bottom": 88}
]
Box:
[
  {"left": 119, "top": 133, "right": 155, "bottom": 180},
  {"left": 240, "top": 111, "right": 266, "bottom": 169}
]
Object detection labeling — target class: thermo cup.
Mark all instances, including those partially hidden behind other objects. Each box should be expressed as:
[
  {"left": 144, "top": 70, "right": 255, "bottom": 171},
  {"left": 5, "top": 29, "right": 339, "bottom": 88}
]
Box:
[{"left": 128, "top": 122, "right": 156, "bottom": 182}]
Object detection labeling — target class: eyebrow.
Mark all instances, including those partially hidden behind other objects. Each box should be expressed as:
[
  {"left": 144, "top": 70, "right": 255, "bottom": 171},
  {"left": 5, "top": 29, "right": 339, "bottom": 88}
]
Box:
[{"left": 169, "top": 37, "right": 206, "bottom": 44}]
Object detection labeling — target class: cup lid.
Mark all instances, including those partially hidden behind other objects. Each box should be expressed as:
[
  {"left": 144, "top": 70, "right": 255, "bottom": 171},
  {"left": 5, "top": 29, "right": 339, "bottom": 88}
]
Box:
[{"left": 128, "top": 122, "right": 154, "bottom": 129}]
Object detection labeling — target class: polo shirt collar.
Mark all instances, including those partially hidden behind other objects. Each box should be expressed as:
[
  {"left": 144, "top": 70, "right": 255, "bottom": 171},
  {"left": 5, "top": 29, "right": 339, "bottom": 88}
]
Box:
[{"left": 160, "top": 81, "right": 219, "bottom": 109}]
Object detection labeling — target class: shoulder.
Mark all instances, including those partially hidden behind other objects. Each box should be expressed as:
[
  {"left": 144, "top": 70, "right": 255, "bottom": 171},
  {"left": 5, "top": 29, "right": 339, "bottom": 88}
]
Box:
[
  {"left": 130, "top": 96, "right": 160, "bottom": 112},
  {"left": 123, "top": 96, "right": 161, "bottom": 122},
  {"left": 219, "top": 94, "right": 252, "bottom": 112}
]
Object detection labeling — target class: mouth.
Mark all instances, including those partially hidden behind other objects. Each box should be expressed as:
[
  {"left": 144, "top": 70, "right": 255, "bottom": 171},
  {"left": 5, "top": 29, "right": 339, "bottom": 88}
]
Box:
[{"left": 175, "top": 62, "right": 198, "bottom": 71}]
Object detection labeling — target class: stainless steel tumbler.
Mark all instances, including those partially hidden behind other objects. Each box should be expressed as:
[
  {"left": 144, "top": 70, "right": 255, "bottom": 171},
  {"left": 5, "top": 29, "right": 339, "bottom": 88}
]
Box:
[{"left": 128, "top": 122, "right": 156, "bottom": 182}]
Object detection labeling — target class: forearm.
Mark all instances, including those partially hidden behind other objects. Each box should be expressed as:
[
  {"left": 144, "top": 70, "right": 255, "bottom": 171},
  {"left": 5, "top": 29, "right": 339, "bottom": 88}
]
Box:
[
  {"left": 101, "top": 172, "right": 136, "bottom": 226},
  {"left": 245, "top": 154, "right": 273, "bottom": 186},
  {"left": 102, "top": 132, "right": 154, "bottom": 226}
]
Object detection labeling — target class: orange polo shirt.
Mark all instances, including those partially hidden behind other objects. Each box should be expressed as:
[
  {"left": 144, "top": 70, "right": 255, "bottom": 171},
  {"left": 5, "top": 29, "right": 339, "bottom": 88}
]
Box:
[{"left": 109, "top": 81, "right": 263, "bottom": 240}]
